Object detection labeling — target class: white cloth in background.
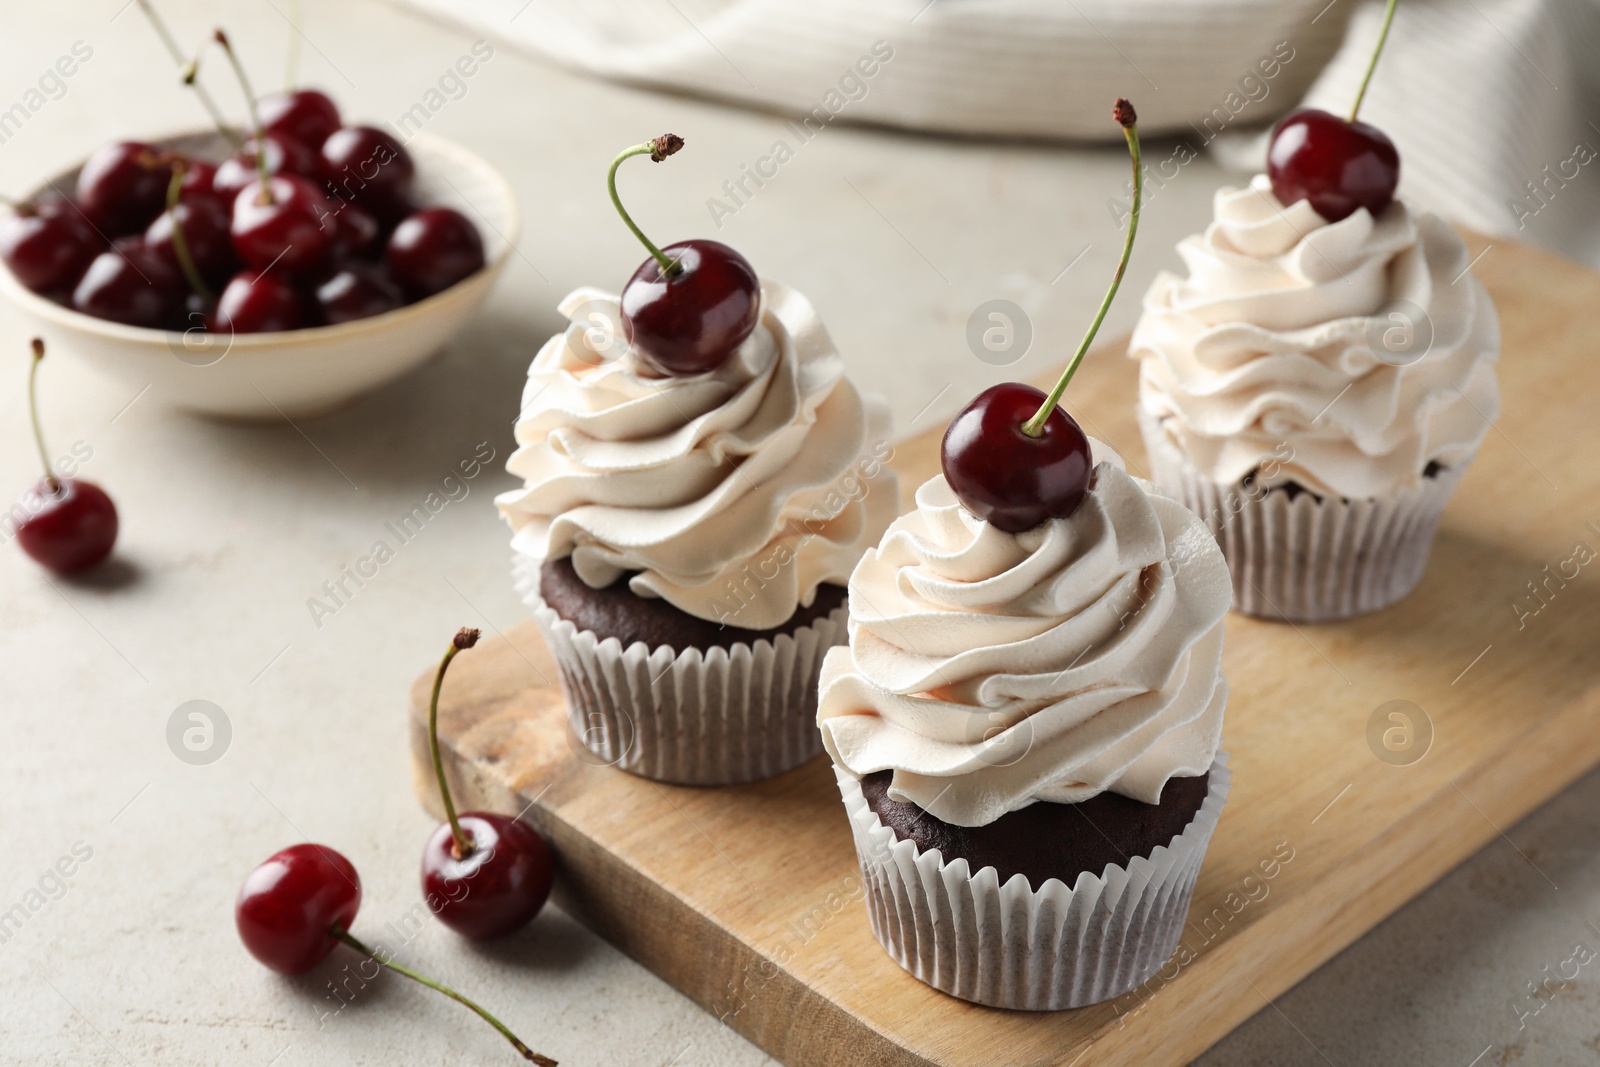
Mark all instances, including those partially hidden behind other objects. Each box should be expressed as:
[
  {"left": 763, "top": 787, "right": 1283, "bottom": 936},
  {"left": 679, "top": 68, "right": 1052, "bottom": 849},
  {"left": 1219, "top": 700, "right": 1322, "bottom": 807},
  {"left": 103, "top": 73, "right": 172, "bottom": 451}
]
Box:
[{"left": 395, "top": 0, "right": 1600, "bottom": 264}]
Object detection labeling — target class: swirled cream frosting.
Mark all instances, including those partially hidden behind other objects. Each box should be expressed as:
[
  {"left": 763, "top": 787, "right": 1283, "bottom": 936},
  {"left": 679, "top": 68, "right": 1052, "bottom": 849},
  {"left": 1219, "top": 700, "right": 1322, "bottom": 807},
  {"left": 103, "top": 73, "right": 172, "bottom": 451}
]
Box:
[
  {"left": 496, "top": 280, "right": 897, "bottom": 630},
  {"left": 817, "top": 446, "right": 1230, "bottom": 827},
  {"left": 1130, "top": 174, "right": 1500, "bottom": 499}
]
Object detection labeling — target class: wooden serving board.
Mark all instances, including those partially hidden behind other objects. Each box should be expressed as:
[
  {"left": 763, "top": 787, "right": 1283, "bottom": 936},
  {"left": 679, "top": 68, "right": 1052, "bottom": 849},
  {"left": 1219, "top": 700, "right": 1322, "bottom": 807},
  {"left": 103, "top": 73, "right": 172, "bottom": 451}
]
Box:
[{"left": 409, "top": 235, "right": 1600, "bottom": 1066}]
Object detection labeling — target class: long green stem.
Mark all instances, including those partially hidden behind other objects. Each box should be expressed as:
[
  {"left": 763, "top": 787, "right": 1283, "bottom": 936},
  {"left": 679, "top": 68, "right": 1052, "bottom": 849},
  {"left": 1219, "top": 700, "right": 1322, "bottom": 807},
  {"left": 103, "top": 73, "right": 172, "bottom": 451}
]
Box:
[
  {"left": 137, "top": 0, "right": 242, "bottom": 149},
  {"left": 210, "top": 29, "right": 273, "bottom": 198},
  {"left": 1021, "top": 101, "right": 1142, "bottom": 438},
  {"left": 430, "top": 629, "right": 480, "bottom": 858},
  {"left": 1349, "top": 0, "right": 1400, "bottom": 123},
  {"left": 332, "top": 929, "right": 555, "bottom": 1065},
  {"left": 27, "top": 340, "right": 56, "bottom": 491},
  {"left": 164, "top": 165, "right": 213, "bottom": 306},
  {"left": 607, "top": 135, "right": 685, "bottom": 278}
]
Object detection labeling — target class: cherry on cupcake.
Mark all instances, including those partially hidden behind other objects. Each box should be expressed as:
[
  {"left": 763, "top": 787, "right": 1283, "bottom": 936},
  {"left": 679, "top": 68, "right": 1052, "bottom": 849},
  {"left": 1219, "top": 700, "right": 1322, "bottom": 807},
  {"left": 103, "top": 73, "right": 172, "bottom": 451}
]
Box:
[
  {"left": 1267, "top": 0, "right": 1401, "bottom": 221},
  {"left": 236, "top": 843, "right": 557, "bottom": 1064},
  {"left": 15, "top": 339, "right": 118, "bottom": 574},
  {"left": 386, "top": 208, "right": 484, "bottom": 300},
  {"left": 941, "top": 99, "right": 1143, "bottom": 531},
  {"left": 76, "top": 141, "right": 174, "bottom": 236},
  {"left": 421, "top": 628, "right": 554, "bottom": 941},
  {"left": 608, "top": 134, "right": 759, "bottom": 376},
  {"left": 0, "top": 196, "right": 99, "bottom": 295},
  {"left": 258, "top": 88, "right": 342, "bottom": 151}
]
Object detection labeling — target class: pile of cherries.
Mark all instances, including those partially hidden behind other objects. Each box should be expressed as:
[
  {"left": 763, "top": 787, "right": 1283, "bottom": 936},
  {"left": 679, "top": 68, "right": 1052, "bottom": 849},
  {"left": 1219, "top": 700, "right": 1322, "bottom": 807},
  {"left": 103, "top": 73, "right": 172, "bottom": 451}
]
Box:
[
  {"left": 0, "top": 82, "right": 484, "bottom": 333},
  {"left": 239, "top": 629, "right": 557, "bottom": 1063}
]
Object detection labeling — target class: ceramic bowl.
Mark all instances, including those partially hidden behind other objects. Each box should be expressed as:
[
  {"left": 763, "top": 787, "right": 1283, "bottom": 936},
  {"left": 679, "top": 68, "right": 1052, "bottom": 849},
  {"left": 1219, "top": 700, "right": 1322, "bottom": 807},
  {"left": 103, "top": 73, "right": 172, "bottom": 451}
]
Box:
[{"left": 0, "top": 130, "right": 517, "bottom": 420}]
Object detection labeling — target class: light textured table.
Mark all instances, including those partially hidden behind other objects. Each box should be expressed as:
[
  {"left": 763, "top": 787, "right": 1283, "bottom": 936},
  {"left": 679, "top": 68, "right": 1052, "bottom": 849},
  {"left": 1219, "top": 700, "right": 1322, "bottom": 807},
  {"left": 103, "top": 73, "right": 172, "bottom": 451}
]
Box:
[{"left": 0, "top": 3, "right": 1594, "bottom": 1065}]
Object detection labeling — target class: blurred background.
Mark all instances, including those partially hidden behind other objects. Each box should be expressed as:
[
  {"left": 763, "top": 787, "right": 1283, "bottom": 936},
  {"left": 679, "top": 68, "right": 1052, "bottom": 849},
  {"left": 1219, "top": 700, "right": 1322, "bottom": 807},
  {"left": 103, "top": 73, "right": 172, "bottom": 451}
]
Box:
[{"left": 2, "top": 2, "right": 1599, "bottom": 1065}]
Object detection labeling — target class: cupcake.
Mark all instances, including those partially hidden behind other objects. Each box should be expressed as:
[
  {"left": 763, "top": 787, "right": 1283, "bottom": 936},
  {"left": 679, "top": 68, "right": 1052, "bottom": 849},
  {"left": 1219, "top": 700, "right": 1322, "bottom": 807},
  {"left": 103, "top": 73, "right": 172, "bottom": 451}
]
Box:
[
  {"left": 1130, "top": 40, "right": 1500, "bottom": 621},
  {"left": 495, "top": 137, "right": 896, "bottom": 785},
  {"left": 818, "top": 445, "right": 1232, "bottom": 1010},
  {"left": 819, "top": 100, "right": 1231, "bottom": 1010}
]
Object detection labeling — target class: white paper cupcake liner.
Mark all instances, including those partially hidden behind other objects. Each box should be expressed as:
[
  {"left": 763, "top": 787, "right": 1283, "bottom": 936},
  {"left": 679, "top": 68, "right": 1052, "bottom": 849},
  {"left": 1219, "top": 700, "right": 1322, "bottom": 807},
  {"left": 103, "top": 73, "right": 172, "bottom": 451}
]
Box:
[
  {"left": 515, "top": 554, "right": 846, "bottom": 786},
  {"left": 836, "top": 755, "right": 1231, "bottom": 1011},
  {"left": 1138, "top": 414, "right": 1469, "bottom": 622}
]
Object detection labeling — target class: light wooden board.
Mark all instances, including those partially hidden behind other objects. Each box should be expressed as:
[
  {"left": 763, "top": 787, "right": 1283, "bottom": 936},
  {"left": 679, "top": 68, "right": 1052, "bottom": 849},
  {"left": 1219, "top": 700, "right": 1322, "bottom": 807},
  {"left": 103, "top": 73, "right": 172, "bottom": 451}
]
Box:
[{"left": 408, "top": 235, "right": 1600, "bottom": 1066}]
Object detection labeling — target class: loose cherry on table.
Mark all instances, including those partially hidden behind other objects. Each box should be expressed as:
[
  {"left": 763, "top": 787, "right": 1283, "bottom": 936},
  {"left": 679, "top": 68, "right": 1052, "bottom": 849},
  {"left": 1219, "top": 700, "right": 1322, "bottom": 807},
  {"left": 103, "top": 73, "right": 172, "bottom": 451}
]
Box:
[
  {"left": 76, "top": 140, "right": 174, "bottom": 236},
  {"left": 14, "top": 338, "right": 118, "bottom": 574},
  {"left": 1266, "top": 0, "right": 1401, "bottom": 222},
  {"left": 607, "top": 134, "right": 760, "bottom": 377},
  {"left": 236, "top": 843, "right": 556, "bottom": 1064},
  {"left": 258, "top": 88, "right": 342, "bottom": 152},
  {"left": 0, "top": 196, "right": 100, "bottom": 295},
  {"left": 386, "top": 207, "right": 485, "bottom": 300},
  {"left": 941, "top": 99, "right": 1143, "bottom": 531},
  {"left": 421, "top": 629, "right": 554, "bottom": 941}
]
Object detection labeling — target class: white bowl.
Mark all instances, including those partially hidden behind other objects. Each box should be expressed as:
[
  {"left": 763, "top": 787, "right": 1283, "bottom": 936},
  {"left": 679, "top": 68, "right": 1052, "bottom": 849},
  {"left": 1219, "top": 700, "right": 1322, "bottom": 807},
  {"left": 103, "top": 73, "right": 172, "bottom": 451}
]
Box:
[{"left": 0, "top": 130, "right": 518, "bottom": 420}]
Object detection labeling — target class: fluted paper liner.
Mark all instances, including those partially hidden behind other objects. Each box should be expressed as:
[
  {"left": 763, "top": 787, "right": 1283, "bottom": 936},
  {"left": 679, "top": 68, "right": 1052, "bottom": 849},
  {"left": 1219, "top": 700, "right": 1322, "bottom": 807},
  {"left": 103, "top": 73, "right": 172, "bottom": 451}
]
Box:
[
  {"left": 1139, "top": 413, "right": 1470, "bottom": 622},
  {"left": 515, "top": 554, "right": 846, "bottom": 785},
  {"left": 836, "top": 755, "right": 1230, "bottom": 1010}
]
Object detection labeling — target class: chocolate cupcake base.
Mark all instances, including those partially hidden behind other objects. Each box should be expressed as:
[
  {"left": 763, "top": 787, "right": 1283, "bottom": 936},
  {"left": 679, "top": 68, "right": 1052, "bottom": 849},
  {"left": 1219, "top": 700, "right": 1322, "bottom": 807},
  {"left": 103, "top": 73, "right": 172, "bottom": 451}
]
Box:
[
  {"left": 516, "top": 554, "right": 848, "bottom": 786},
  {"left": 837, "top": 756, "right": 1231, "bottom": 1010}
]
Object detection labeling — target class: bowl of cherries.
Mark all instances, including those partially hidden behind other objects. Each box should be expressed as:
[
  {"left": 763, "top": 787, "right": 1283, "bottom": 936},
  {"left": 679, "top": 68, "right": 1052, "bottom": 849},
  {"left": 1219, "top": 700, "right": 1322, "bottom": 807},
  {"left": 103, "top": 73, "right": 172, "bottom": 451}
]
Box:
[{"left": 0, "top": 50, "right": 516, "bottom": 420}]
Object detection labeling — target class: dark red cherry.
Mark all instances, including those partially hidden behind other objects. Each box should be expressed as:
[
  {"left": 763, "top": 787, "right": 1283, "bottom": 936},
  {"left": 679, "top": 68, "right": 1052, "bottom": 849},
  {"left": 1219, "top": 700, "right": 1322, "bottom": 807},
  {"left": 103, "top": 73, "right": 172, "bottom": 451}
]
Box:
[
  {"left": 210, "top": 269, "right": 304, "bottom": 333},
  {"left": 145, "top": 195, "right": 236, "bottom": 283},
  {"left": 313, "top": 262, "right": 403, "bottom": 325},
  {"left": 71, "top": 240, "right": 183, "bottom": 327},
  {"left": 1267, "top": 108, "right": 1400, "bottom": 223},
  {"left": 385, "top": 207, "right": 484, "bottom": 299},
  {"left": 236, "top": 844, "right": 361, "bottom": 975},
  {"left": 1, "top": 198, "right": 99, "bottom": 294},
  {"left": 324, "top": 201, "right": 380, "bottom": 261},
  {"left": 76, "top": 141, "right": 174, "bottom": 236},
  {"left": 320, "top": 125, "right": 414, "bottom": 216},
  {"left": 941, "top": 383, "right": 1093, "bottom": 532},
  {"left": 16, "top": 478, "right": 118, "bottom": 573},
  {"left": 230, "top": 174, "right": 334, "bottom": 274},
  {"left": 621, "top": 239, "right": 759, "bottom": 376},
  {"left": 258, "top": 88, "right": 341, "bottom": 151},
  {"left": 213, "top": 132, "right": 319, "bottom": 207},
  {"left": 180, "top": 160, "right": 221, "bottom": 204},
  {"left": 422, "top": 814, "right": 553, "bottom": 941}
]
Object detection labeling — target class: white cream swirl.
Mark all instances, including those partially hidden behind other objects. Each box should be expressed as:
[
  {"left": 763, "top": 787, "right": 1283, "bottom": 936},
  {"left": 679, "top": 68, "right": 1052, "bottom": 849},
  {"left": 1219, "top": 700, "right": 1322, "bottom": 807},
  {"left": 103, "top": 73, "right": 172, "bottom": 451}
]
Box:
[
  {"left": 1130, "top": 174, "right": 1500, "bottom": 499},
  {"left": 495, "top": 280, "right": 897, "bottom": 630},
  {"left": 817, "top": 447, "right": 1230, "bottom": 828}
]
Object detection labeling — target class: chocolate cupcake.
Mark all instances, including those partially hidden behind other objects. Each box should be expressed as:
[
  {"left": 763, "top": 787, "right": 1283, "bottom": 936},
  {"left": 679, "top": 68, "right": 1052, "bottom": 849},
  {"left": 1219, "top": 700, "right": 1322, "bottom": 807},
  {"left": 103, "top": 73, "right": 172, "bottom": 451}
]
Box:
[
  {"left": 497, "top": 280, "right": 897, "bottom": 784},
  {"left": 1128, "top": 175, "right": 1500, "bottom": 620},
  {"left": 818, "top": 446, "right": 1232, "bottom": 1009}
]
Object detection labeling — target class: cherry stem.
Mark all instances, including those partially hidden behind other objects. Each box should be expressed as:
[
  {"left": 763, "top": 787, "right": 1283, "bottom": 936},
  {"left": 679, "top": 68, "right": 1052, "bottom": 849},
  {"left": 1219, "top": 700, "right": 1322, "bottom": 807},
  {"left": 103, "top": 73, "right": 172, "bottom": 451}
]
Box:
[
  {"left": 331, "top": 928, "right": 555, "bottom": 1065},
  {"left": 208, "top": 29, "right": 273, "bottom": 202},
  {"left": 27, "top": 339, "right": 57, "bottom": 492},
  {"left": 164, "top": 164, "right": 213, "bottom": 306},
  {"left": 607, "top": 135, "right": 686, "bottom": 279},
  {"left": 429, "top": 628, "right": 481, "bottom": 859},
  {"left": 1021, "top": 100, "right": 1142, "bottom": 439},
  {"left": 138, "top": 0, "right": 243, "bottom": 149},
  {"left": 1349, "top": 0, "right": 1400, "bottom": 123}
]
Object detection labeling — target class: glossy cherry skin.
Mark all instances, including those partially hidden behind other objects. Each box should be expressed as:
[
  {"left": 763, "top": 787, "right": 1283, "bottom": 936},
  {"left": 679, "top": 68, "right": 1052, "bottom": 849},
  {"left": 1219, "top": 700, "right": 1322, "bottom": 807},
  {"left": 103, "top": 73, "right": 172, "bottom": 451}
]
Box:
[
  {"left": 213, "top": 132, "right": 320, "bottom": 207},
  {"left": 258, "top": 88, "right": 342, "bottom": 151},
  {"left": 180, "top": 160, "right": 221, "bottom": 204},
  {"left": 236, "top": 844, "right": 361, "bottom": 975},
  {"left": 385, "top": 207, "right": 484, "bottom": 299},
  {"left": 210, "top": 269, "right": 305, "bottom": 333},
  {"left": 422, "top": 814, "right": 553, "bottom": 941},
  {"left": 314, "top": 262, "right": 403, "bottom": 325},
  {"left": 1266, "top": 108, "right": 1400, "bottom": 223},
  {"left": 325, "top": 201, "right": 381, "bottom": 261},
  {"left": 231, "top": 174, "right": 335, "bottom": 274},
  {"left": 320, "top": 125, "right": 414, "bottom": 217},
  {"left": 70, "top": 240, "right": 183, "bottom": 327},
  {"left": 940, "top": 383, "right": 1093, "bottom": 532},
  {"left": 76, "top": 141, "right": 173, "bottom": 236},
  {"left": 621, "top": 240, "right": 759, "bottom": 377},
  {"left": 145, "top": 196, "right": 237, "bottom": 283},
  {"left": 16, "top": 478, "right": 118, "bottom": 573},
  {"left": 1, "top": 198, "right": 99, "bottom": 294}
]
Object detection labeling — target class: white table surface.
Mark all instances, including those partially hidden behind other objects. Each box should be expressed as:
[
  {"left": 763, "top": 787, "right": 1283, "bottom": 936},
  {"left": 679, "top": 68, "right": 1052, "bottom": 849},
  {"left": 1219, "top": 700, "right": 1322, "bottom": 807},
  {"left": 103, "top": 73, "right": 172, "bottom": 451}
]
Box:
[{"left": 1, "top": 2, "right": 1596, "bottom": 1065}]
